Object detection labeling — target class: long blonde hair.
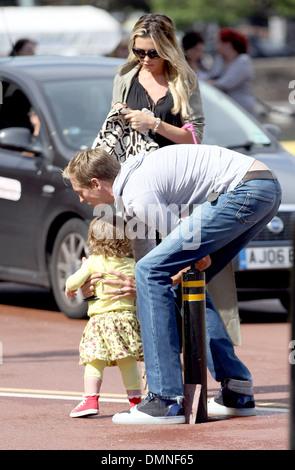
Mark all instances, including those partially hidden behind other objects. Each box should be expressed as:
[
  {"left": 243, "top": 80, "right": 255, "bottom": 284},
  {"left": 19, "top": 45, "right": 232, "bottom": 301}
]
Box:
[{"left": 128, "top": 13, "right": 197, "bottom": 118}]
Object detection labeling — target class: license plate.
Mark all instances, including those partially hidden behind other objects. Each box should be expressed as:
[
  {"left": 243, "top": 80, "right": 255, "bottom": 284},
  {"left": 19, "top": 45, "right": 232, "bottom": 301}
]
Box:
[{"left": 239, "top": 246, "right": 293, "bottom": 269}]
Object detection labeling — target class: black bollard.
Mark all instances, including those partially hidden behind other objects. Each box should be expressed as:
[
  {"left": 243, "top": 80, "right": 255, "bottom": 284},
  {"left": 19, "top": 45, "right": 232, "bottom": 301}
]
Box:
[{"left": 182, "top": 268, "right": 207, "bottom": 423}]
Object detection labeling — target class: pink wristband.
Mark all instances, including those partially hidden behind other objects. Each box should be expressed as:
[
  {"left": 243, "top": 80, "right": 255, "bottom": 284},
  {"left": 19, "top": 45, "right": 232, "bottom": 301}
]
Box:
[{"left": 182, "top": 123, "right": 198, "bottom": 145}]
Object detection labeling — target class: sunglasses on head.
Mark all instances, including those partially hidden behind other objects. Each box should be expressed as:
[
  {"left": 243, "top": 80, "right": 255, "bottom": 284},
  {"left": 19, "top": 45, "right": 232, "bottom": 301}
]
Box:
[{"left": 132, "top": 47, "right": 160, "bottom": 59}]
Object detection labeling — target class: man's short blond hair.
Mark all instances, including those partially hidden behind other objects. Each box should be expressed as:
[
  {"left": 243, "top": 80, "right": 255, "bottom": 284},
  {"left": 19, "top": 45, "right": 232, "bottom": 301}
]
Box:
[{"left": 62, "top": 147, "right": 121, "bottom": 187}]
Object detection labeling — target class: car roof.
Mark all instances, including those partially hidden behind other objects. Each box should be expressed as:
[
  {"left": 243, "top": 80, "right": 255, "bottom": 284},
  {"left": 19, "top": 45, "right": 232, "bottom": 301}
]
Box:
[{"left": 0, "top": 55, "right": 124, "bottom": 81}]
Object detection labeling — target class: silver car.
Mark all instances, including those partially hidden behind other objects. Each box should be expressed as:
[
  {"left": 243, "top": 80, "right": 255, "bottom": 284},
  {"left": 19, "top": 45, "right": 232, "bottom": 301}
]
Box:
[{"left": 200, "top": 81, "right": 294, "bottom": 310}]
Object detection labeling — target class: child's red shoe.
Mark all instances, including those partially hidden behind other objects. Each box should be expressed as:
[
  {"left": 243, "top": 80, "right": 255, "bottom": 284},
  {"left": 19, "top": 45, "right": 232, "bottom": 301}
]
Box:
[{"left": 70, "top": 394, "right": 99, "bottom": 418}]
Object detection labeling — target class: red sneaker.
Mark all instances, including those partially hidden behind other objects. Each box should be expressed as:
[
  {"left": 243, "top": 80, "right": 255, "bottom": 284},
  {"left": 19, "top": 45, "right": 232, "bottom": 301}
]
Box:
[{"left": 70, "top": 394, "right": 99, "bottom": 418}]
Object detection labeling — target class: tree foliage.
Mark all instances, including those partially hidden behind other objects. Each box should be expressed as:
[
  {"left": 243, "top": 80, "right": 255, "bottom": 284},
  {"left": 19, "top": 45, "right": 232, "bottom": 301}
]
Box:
[
  {"left": 4, "top": 0, "right": 294, "bottom": 29},
  {"left": 149, "top": 0, "right": 295, "bottom": 29}
]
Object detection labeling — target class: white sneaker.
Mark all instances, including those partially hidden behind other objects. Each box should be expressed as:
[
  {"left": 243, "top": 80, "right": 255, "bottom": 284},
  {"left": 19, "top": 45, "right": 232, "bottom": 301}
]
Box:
[
  {"left": 208, "top": 397, "right": 256, "bottom": 417},
  {"left": 112, "top": 392, "right": 185, "bottom": 425},
  {"left": 208, "top": 379, "right": 256, "bottom": 417}
]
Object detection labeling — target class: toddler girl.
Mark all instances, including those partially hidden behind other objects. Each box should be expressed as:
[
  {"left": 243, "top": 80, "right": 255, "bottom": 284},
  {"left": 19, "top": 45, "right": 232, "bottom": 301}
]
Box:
[{"left": 65, "top": 215, "right": 143, "bottom": 417}]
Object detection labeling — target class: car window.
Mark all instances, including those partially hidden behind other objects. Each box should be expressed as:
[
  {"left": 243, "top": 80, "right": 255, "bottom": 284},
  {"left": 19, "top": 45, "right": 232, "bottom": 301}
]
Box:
[
  {"left": 0, "top": 81, "right": 33, "bottom": 131},
  {"left": 42, "top": 78, "right": 113, "bottom": 150},
  {"left": 199, "top": 81, "right": 271, "bottom": 149},
  {"left": 0, "top": 79, "right": 43, "bottom": 155}
]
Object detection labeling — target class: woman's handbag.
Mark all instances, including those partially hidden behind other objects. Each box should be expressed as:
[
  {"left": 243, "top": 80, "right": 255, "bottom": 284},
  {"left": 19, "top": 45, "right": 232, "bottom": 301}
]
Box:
[{"left": 92, "top": 107, "right": 158, "bottom": 162}]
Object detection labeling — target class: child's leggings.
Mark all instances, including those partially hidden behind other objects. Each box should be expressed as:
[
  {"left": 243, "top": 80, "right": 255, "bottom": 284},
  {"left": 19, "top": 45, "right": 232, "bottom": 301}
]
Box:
[{"left": 84, "top": 356, "right": 141, "bottom": 391}]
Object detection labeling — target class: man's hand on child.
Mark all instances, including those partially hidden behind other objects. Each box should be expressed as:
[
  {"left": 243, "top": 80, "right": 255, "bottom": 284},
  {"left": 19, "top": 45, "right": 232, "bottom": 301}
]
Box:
[{"left": 103, "top": 270, "right": 137, "bottom": 300}]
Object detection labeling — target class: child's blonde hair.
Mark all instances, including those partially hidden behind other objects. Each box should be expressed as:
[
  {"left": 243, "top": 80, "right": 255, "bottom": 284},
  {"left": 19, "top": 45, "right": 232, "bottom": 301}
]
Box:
[{"left": 87, "top": 216, "right": 132, "bottom": 258}]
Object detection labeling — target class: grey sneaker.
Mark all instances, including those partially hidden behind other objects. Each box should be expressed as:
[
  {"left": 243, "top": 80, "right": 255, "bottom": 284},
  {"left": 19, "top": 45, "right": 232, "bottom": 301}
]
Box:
[
  {"left": 208, "top": 378, "right": 256, "bottom": 417},
  {"left": 112, "top": 392, "right": 186, "bottom": 424}
]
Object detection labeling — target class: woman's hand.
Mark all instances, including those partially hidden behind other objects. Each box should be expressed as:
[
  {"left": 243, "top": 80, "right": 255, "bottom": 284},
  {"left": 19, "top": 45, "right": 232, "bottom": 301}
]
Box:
[
  {"left": 113, "top": 102, "right": 127, "bottom": 109},
  {"left": 124, "top": 109, "right": 155, "bottom": 133},
  {"left": 113, "top": 102, "right": 133, "bottom": 115}
]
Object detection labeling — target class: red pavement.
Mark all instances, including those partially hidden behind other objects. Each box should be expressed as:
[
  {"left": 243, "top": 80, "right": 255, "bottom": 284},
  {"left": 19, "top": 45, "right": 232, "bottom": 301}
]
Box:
[{"left": 0, "top": 303, "right": 291, "bottom": 451}]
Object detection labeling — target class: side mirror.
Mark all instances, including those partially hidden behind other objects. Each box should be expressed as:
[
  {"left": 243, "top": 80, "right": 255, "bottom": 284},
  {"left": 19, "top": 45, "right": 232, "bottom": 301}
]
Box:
[
  {"left": 262, "top": 123, "right": 281, "bottom": 140},
  {"left": 0, "top": 127, "right": 43, "bottom": 155}
]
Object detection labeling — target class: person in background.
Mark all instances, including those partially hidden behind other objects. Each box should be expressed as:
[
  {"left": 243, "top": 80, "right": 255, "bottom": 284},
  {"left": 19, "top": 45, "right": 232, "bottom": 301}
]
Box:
[
  {"left": 65, "top": 216, "right": 143, "bottom": 418},
  {"left": 208, "top": 28, "right": 256, "bottom": 115},
  {"left": 28, "top": 108, "right": 41, "bottom": 141},
  {"left": 9, "top": 38, "right": 36, "bottom": 56},
  {"left": 111, "top": 13, "right": 205, "bottom": 148},
  {"left": 182, "top": 30, "right": 209, "bottom": 79}
]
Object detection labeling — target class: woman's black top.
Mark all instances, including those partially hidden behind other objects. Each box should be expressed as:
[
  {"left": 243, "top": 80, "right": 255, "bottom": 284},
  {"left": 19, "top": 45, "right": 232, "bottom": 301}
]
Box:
[{"left": 126, "top": 75, "right": 182, "bottom": 148}]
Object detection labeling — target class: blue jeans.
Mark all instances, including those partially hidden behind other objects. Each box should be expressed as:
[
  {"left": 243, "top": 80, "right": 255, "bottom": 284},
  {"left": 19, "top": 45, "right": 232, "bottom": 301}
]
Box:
[{"left": 135, "top": 178, "right": 282, "bottom": 399}]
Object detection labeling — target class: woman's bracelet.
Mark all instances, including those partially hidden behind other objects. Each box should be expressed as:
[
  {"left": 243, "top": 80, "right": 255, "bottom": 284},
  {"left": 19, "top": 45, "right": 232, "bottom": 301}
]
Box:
[{"left": 152, "top": 117, "right": 161, "bottom": 134}]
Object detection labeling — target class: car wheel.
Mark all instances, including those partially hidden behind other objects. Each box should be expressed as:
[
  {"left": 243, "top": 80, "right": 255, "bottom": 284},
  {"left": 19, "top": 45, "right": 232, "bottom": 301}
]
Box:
[{"left": 49, "top": 218, "right": 89, "bottom": 319}]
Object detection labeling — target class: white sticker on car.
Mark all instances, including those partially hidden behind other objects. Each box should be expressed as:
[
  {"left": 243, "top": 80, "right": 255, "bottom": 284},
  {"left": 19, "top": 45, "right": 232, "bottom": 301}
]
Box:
[{"left": 0, "top": 176, "right": 21, "bottom": 201}]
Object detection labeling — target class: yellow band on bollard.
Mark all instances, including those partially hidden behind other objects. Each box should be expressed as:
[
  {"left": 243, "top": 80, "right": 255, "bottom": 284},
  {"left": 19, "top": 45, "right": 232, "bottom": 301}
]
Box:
[
  {"left": 182, "top": 280, "right": 205, "bottom": 288},
  {"left": 182, "top": 294, "right": 206, "bottom": 301}
]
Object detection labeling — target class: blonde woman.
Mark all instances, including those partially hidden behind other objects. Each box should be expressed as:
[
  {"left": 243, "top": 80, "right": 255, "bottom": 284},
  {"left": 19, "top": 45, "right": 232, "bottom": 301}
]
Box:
[
  {"left": 112, "top": 13, "right": 205, "bottom": 147},
  {"left": 65, "top": 216, "right": 143, "bottom": 418}
]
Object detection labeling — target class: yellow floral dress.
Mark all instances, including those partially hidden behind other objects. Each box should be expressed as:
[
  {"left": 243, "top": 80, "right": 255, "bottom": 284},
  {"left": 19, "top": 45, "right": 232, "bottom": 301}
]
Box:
[{"left": 65, "top": 255, "right": 144, "bottom": 366}]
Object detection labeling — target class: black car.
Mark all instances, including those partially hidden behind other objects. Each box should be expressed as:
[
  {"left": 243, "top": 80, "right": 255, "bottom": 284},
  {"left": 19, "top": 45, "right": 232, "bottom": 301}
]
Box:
[
  {"left": 0, "top": 56, "right": 117, "bottom": 318},
  {"left": 0, "top": 56, "right": 294, "bottom": 318}
]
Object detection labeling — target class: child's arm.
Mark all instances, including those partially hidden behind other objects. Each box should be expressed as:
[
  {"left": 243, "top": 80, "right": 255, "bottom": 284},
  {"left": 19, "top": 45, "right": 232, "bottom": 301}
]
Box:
[{"left": 65, "top": 260, "right": 93, "bottom": 299}]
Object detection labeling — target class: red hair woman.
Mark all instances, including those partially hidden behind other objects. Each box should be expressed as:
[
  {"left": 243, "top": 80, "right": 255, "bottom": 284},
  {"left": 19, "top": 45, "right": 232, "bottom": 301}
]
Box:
[{"left": 208, "top": 28, "right": 256, "bottom": 115}]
